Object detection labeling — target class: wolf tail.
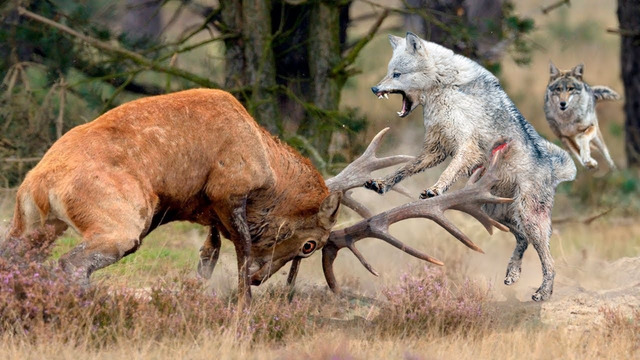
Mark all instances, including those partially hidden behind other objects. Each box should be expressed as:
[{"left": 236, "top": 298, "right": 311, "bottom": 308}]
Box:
[
  {"left": 544, "top": 141, "right": 577, "bottom": 186},
  {"left": 592, "top": 86, "right": 620, "bottom": 102}
]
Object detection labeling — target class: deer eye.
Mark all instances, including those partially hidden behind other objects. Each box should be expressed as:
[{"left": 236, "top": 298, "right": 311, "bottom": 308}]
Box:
[
  {"left": 393, "top": 72, "right": 401, "bottom": 78},
  {"left": 300, "top": 240, "right": 317, "bottom": 256}
]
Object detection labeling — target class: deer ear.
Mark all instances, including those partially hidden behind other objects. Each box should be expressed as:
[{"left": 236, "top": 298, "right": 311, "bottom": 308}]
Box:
[
  {"left": 388, "top": 34, "right": 402, "bottom": 50},
  {"left": 405, "top": 32, "right": 424, "bottom": 55},
  {"left": 549, "top": 61, "right": 560, "bottom": 80},
  {"left": 571, "top": 63, "right": 584, "bottom": 80},
  {"left": 318, "top": 192, "right": 342, "bottom": 230}
]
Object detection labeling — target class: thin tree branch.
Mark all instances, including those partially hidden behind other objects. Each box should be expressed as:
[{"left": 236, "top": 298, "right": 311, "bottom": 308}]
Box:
[
  {"left": 552, "top": 207, "right": 614, "bottom": 225},
  {"left": 541, "top": 0, "right": 571, "bottom": 15},
  {"left": 607, "top": 27, "right": 640, "bottom": 37},
  {"left": 333, "top": 9, "right": 389, "bottom": 77},
  {"left": 17, "top": 6, "right": 221, "bottom": 89}
]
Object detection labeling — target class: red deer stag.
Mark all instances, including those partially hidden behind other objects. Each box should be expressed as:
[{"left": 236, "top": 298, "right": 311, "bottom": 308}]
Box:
[{"left": 4, "top": 89, "right": 510, "bottom": 305}]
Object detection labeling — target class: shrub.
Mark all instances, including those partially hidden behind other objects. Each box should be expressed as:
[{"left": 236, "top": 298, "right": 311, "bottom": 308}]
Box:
[{"left": 376, "top": 266, "right": 493, "bottom": 337}]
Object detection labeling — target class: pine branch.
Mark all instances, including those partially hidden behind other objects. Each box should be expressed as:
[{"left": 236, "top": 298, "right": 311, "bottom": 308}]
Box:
[
  {"left": 332, "top": 9, "right": 389, "bottom": 77},
  {"left": 17, "top": 6, "right": 221, "bottom": 89}
]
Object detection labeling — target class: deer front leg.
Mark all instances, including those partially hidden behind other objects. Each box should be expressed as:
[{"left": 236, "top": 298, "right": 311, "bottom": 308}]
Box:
[
  {"left": 421, "top": 144, "right": 482, "bottom": 198},
  {"left": 229, "top": 197, "right": 252, "bottom": 308},
  {"left": 364, "top": 143, "right": 446, "bottom": 194},
  {"left": 197, "top": 226, "right": 221, "bottom": 280}
]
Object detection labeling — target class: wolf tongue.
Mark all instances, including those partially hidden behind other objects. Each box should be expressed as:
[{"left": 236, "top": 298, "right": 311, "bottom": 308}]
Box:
[{"left": 398, "top": 97, "right": 408, "bottom": 116}]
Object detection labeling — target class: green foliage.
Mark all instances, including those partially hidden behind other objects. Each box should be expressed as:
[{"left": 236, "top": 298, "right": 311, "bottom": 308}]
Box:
[
  {"left": 564, "top": 169, "right": 640, "bottom": 213},
  {"left": 0, "top": 0, "right": 539, "bottom": 188}
]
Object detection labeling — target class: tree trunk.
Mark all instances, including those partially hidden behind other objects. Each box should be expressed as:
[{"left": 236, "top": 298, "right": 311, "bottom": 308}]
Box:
[
  {"left": 303, "top": 0, "right": 342, "bottom": 155},
  {"left": 121, "top": 0, "right": 162, "bottom": 41},
  {"left": 241, "top": 0, "right": 281, "bottom": 135},
  {"left": 220, "top": 0, "right": 246, "bottom": 91},
  {"left": 618, "top": 0, "right": 640, "bottom": 168}
]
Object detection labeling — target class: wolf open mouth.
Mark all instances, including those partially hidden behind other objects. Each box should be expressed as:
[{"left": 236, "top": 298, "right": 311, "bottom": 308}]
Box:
[{"left": 374, "top": 90, "right": 415, "bottom": 117}]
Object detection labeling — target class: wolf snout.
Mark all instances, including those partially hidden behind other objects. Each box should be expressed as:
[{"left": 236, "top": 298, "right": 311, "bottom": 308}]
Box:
[{"left": 371, "top": 86, "right": 379, "bottom": 95}]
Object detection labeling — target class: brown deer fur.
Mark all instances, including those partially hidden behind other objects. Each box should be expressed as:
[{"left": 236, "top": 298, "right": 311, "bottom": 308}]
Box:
[{"left": 6, "top": 89, "right": 341, "bottom": 304}]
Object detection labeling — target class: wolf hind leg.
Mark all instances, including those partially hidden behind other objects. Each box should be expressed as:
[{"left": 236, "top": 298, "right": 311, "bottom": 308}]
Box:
[
  {"left": 515, "top": 199, "right": 554, "bottom": 302},
  {"left": 592, "top": 127, "right": 617, "bottom": 170},
  {"left": 504, "top": 230, "right": 529, "bottom": 286},
  {"left": 197, "top": 226, "right": 222, "bottom": 279}
]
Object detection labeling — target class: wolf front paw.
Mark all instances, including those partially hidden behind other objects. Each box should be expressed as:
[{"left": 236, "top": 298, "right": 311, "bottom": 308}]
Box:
[
  {"left": 584, "top": 159, "right": 598, "bottom": 170},
  {"left": 419, "top": 188, "right": 440, "bottom": 199},
  {"left": 364, "top": 179, "right": 389, "bottom": 194}
]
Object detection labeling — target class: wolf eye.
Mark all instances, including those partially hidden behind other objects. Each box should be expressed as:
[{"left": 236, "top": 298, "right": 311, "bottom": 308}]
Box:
[
  {"left": 301, "top": 240, "right": 317, "bottom": 256},
  {"left": 568, "top": 87, "right": 575, "bottom": 91},
  {"left": 393, "top": 72, "right": 401, "bottom": 78}
]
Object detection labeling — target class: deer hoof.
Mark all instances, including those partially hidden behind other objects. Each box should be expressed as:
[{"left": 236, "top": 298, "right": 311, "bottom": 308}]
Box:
[
  {"left": 364, "top": 180, "right": 386, "bottom": 194},
  {"left": 420, "top": 188, "right": 439, "bottom": 199}
]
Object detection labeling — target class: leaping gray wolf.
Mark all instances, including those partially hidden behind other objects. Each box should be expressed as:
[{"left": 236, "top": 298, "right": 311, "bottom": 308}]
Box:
[
  {"left": 544, "top": 62, "right": 619, "bottom": 171},
  {"left": 364, "top": 32, "right": 576, "bottom": 301}
]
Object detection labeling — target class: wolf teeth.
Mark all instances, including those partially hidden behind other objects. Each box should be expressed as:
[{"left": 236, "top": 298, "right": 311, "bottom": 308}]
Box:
[
  {"left": 397, "top": 111, "right": 403, "bottom": 116},
  {"left": 384, "top": 93, "right": 389, "bottom": 99},
  {"left": 378, "top": 94, "right": 384, "bottom": 99}
]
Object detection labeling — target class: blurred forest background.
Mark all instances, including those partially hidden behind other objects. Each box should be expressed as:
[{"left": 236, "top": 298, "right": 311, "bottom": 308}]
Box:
[{"left": 0, "top": 0, "right": 638, "bottom": 211}]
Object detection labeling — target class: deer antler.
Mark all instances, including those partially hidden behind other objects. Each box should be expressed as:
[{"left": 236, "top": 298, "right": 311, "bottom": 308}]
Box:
[
  {"left": 286, "top": 134, "right": 512, "bottom": 291},
  {"left": 319, "top": 143, "right": 512, "bottom": 292},
  {"left": 325, "top": 127, "right": 415, "bottom": 202}
]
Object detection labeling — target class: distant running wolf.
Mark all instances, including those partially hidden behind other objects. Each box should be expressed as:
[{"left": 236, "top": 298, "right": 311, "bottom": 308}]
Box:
[
  {"left": 365, "top": 32, "right": 576, "bottom": 301},
  {"left": 544, "top": 62, "right": 619, "bottom": 171}
]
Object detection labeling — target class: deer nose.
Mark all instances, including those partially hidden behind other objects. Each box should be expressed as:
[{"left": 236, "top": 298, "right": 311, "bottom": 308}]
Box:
[{"left": 371, "top": 86, "right": 379, "bottom": 94}]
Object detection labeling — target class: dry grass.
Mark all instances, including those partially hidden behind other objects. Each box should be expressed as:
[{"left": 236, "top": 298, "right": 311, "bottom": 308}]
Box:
[{"left": 1, "top": 190, "right": 639, "bottom": 359}]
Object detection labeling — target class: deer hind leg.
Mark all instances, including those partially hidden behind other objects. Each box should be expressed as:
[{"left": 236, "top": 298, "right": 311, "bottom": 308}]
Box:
[
  {"left": 58, "top": 233, "right": 142, "bottom": 283},
  {"left": 197, "top": 226, "right": 222, "bottom": 279},
  {"left": 57, "top": 177, "right": 153, "bottom": 283},
  {"left": 58, "top": 206, "right": 149, "bottom": 283}
]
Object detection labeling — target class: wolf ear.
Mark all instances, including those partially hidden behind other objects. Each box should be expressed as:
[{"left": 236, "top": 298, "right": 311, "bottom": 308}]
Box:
[
  {"left": 571, "top": 63, "right": 584, "bottom": 80},
  {"left": 405, "top": 32, "right": 424, "bottom": 55},
  {"left": 318, "top": 192, "right": 342, "bottom": 230},
  {"left": 549, "top": 61, "right": 560, "bottom": 80},
  {"left": 388, "top": 34, "right": 402, "bottom": 50}
]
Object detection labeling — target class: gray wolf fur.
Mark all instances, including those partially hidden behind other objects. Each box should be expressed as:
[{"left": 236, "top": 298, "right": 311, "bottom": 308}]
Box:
[
  {"left": 365, "top": 32, "right": 576, "bottom": 301},
  {"left": 544, "top": 62, "right": 619, "bottom": 171}
]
